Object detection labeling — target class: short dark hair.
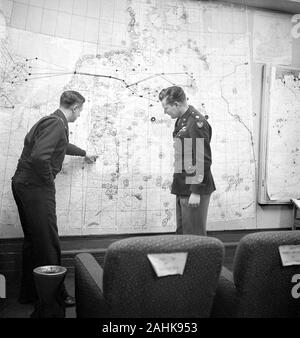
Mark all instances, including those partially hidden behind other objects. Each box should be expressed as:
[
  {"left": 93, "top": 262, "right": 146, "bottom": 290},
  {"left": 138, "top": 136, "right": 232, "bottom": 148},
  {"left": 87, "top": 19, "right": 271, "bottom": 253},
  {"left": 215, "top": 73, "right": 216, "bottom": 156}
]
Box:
[
  {"left": 60, "top": 91, "right": 85, "bottom": 108},
  {"left": 158, "top": 86, "right": 186, "bottom": 105}
]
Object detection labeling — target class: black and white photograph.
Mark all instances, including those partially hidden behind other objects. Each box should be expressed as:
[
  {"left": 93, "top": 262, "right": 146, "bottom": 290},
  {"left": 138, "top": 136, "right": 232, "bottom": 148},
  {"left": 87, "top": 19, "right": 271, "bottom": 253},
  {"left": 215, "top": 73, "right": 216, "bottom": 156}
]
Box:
[{"left": 0, "top": 0, "right": 300, "bottom": 323}]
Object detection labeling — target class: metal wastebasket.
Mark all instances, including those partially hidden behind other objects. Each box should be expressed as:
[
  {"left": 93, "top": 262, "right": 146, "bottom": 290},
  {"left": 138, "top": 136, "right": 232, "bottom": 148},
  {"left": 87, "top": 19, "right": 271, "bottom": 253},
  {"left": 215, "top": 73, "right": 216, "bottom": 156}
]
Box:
[{"left": 32, "top": 265, "right": 67, "bottom": 318}]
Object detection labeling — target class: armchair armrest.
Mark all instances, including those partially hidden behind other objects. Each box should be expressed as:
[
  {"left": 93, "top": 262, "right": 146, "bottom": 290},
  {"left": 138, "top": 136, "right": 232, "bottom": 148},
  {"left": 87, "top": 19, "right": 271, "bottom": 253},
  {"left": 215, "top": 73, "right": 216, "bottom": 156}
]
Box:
[
  {"left": 210, "top": 267, "right": 239, "bottom": 318},
  {"left": 75, "top": 253, "right": 108, "bottom": 318}
]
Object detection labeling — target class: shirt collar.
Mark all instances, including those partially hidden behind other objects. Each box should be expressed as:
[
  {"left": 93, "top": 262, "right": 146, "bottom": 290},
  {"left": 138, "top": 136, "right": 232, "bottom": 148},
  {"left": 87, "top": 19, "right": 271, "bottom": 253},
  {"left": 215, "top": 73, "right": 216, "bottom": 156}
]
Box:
[{"left": 179, "top": 105, "right": 193, "bottom": 122}]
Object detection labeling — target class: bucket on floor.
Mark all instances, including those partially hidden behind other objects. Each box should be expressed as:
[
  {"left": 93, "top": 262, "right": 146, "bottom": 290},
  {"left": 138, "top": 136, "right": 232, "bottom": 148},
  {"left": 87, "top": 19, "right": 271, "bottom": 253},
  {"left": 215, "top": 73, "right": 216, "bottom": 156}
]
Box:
[{"left": 32, "top": 265, "right": 67, "bottom": 318}]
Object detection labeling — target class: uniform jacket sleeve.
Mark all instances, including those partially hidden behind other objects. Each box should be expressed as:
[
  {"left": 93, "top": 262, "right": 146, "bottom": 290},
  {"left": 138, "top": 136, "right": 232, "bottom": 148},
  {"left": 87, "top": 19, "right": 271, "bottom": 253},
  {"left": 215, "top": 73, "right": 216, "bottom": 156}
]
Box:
[
  {"left": 30, "top": 118, "right": 64, "bottom": 185},
  {"left": 66, "top": 143, "right": 86, "bottom": 156},
  {"left": 189, "top": 119, "right": 212, "bottom": 194}
]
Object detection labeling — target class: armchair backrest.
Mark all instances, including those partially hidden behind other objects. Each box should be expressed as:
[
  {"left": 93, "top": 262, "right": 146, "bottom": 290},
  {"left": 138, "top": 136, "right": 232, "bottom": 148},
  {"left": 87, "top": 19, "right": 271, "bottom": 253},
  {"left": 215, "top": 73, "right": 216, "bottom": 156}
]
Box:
[
  {"left": 103, "top": 234, "right": 224, "bottom": 318},
  {"left": 233, "top": 231, "right": 300, "bottom": 317}
]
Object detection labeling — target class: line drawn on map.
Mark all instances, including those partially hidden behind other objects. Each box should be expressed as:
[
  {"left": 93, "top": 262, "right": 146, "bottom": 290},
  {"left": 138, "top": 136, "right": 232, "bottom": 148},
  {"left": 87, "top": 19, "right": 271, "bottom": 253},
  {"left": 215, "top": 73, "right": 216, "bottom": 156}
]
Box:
[
  {"left": 3, "top": 54, "right": 195, "bottom": 104},
  {"left": 220, "top": 62, "right": 255, "bottom": 165},
  {"left": 220, "top": 62, "right": 256, "bottom": 212}
]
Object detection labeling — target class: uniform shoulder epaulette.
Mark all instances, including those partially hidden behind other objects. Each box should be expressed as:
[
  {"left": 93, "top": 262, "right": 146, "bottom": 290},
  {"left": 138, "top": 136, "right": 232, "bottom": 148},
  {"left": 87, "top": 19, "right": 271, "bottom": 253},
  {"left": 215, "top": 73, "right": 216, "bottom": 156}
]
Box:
[
  {"left": 49, "top": 115, "right": 68, "bottom": 131},
  {"left": 39, "top": 115, "right": 61, "bottom": 128},
  {"left": 190, "top": 111, "right": 205, "bottom": 128}
]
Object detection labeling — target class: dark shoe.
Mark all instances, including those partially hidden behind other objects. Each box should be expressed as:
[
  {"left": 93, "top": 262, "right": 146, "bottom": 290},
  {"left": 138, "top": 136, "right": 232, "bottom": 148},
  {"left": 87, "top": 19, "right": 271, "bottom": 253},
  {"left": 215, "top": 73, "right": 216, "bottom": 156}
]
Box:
[{"left": 63, "top": 295, "right": 75, "bottom": 307}]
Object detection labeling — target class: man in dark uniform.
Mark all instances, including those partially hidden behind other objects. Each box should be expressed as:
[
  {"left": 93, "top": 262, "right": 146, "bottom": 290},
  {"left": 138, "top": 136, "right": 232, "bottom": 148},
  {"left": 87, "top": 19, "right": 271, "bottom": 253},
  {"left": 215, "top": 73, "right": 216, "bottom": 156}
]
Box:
[
  {"left": 159, "top": 86, "right": 216, "bottom": 236},
  {"left": 11, "top": 91, "right": 97, "bottom": 307}
]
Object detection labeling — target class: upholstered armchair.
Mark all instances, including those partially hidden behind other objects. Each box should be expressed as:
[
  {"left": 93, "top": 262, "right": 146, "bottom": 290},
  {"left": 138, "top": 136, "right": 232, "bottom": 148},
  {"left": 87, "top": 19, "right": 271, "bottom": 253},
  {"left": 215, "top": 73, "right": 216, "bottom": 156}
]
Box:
[
  {"left": 211, "top": 231, "right": 300, "bottom": 318},
  {"left": 75, "top": 234, "right": 224, "bottom": 318}
]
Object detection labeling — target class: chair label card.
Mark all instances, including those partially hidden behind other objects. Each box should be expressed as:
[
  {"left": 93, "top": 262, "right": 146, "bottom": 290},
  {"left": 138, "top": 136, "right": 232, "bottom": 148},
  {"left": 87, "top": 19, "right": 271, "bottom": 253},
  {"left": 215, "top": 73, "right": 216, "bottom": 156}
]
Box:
[
  {"left": 147, "top": 252, "right": 188, "bottom": 277},
  {"left": 279, "top": 245, "right": 300, "bottom": 266}
]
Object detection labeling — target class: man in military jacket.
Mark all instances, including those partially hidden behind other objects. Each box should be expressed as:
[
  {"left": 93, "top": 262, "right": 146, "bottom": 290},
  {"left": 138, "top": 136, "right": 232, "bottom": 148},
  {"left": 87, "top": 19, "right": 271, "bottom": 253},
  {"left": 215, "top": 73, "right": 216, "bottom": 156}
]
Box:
[
  {"left": 159, "top": 86, "right": 216, "bottom": 236},
  {"left": 11, "top": 91, "right": 96, "bottom": 307}
]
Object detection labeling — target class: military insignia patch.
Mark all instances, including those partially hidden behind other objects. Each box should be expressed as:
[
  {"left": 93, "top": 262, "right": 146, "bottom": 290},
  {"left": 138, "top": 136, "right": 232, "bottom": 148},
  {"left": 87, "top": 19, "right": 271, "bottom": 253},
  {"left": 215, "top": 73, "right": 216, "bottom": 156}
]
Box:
[
  {"left": 178, "top": 126, "right": 186, "bottom": 134},
  {"left": 196, "top": 121, "right": 203, "bottom": 128}
]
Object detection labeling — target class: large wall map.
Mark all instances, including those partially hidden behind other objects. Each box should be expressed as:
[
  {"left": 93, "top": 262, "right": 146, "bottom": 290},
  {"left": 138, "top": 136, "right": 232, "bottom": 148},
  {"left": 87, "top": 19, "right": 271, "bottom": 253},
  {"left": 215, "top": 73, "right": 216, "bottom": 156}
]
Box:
[{"left": 0, "top": 0, "right": 255, "bottom": 237}]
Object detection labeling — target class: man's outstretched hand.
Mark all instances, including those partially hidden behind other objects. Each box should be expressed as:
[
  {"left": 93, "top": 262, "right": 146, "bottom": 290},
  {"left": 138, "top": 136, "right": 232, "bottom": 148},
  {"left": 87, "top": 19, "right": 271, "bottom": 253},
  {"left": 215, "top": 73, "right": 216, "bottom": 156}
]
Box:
[{"left": 84, "top": 154, "right": 98, "bottom": 164}]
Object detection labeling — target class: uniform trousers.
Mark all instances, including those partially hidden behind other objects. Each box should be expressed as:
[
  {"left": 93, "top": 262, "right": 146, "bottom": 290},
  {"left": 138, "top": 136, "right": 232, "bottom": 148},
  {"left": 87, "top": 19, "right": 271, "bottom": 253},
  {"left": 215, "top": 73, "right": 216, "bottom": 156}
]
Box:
[
  {"left": 11, "top": 180, "right": 64, "bottom": 301},
  {"left": 176, "top": 194, "right": 211, "bottom": 236}
]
